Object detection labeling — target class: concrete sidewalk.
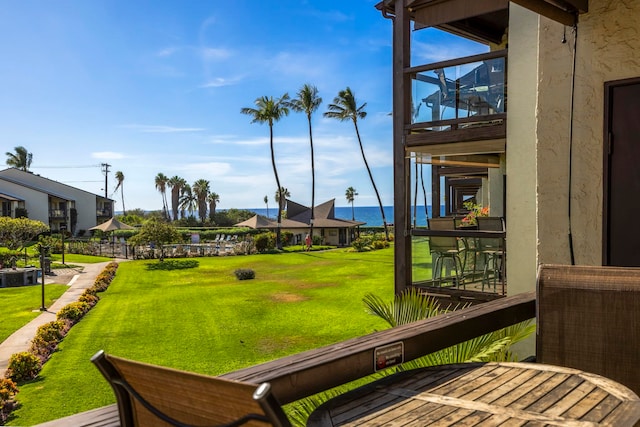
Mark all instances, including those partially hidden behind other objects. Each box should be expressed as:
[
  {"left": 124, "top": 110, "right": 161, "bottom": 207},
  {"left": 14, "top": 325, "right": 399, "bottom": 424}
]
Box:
[{"left": 0, "top": 261, "right": 113, "bottom": 377}]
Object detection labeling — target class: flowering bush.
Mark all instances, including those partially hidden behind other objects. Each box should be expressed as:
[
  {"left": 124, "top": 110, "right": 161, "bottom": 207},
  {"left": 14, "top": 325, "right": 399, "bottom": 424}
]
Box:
[
  {"left": 461, "top": 202, "right": 489, "bottom": 226},
  {"left": 6, "top": 352, "right": 41, "bottom": 382},
  {"left": 0, "top": 378, "right": 18, "bottom": 424}
]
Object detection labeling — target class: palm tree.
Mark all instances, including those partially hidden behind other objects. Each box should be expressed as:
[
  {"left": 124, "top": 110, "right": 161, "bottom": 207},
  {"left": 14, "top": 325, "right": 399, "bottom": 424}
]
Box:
[
  {"left": 325, "top": 87, "right": 389, "bottom": 240},
  {"left": 291, "top": 84, "right": 322, "bottom": 239},
  {"left": 192, "top": 179, "right": 210, "bottom": 223},
  {"left": 345, "top": 187, "right": 358, "bottom": 221},
  {"left": 275, "top": 187, "right": 291, "bottom": 218},
  {"left": 179, "top": 184, "right": 196, "bottom": 218},
  {"left": 241, "top": 93, "right": 291, "bottom": 249},
  {"left": 264, "top": 195, "right": 269, "bottom": 218},
  {"left": 5, "top": 146, "right": 33, "bottom": 171},
  {"left": 154, "top": 173, "right": 170, "bottom": 219},
  {"left": 208, "top": 192, "right": 220, "bottom": 221},
  {"left": 168, "top": 176, "right": 186, "bottom": 221},
  {"left": 114, "top": 171, "right": 126, "bottom": 215}
]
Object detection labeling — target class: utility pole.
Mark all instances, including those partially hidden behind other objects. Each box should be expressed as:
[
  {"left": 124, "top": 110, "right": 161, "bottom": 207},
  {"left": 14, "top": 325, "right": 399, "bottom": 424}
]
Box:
[{"left": 101, "top": 163, "right": 111, "bottom": 199}]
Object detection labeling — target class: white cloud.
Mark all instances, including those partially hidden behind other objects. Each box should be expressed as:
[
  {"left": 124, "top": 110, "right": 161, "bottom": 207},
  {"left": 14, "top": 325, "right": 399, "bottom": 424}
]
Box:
[{"left": 200, "top": 75, "right": 244, "bottom": 88}]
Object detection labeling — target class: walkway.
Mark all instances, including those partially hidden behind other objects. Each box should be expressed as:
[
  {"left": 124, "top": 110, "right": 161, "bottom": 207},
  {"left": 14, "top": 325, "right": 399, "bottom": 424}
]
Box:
[{"left": 0, "top": 261, "right": 113, "bottom": 377}]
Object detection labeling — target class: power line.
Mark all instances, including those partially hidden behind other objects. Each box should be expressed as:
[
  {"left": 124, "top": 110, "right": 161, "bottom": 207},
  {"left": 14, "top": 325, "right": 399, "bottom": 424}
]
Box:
[{"left": 33, "top": 164, "right": 101, "bottom": 169}]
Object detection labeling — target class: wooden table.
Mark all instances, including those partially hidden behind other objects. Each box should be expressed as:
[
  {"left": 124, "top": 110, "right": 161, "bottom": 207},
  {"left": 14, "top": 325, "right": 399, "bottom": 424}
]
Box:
[{"left": 307, "top": 362, "right": 640, "bottom": 426}]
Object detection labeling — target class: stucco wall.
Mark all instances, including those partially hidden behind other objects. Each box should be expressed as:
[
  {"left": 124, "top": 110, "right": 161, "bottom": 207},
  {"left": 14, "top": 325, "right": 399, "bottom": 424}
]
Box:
[
  {"left": 570, "top": 0, "right": 640, "bottom": 264},
  {"left": 505, "top": 4, "right": 540, "bottom": 296}
]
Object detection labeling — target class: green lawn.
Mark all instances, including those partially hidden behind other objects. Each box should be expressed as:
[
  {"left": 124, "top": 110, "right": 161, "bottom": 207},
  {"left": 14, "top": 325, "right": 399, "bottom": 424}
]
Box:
[
  {"left": 0, "top": 284, "right": 69, "bottom": 342},
  {"left": 9, "top": 248, "right": 399, "bottom": 426}
]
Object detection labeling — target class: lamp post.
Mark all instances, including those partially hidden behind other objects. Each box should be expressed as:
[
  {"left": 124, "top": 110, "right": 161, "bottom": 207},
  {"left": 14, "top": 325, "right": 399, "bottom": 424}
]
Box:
[{"left": 39, "top": 245, "right": 49, "bottom": 311}]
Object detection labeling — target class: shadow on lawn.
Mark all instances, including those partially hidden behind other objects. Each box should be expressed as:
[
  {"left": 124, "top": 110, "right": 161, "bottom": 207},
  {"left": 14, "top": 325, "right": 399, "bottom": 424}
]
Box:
[{"left": 146, "top": 260, "right": 199, "bottom": 271}]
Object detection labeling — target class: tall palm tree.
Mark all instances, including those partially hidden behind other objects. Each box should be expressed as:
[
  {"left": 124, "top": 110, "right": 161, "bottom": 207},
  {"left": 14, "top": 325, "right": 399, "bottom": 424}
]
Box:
[
  {"left": 208, "top": 192, "right": 220, "bottom": 221},
  {"left": 325, "top": 87, "right": 389, "bottom": 240},
  {"left": 345, "top": 187, "right": 358, "bottom": 221},
  {"left": 192, "top": 179, "right": 210, "bottom": 223},
  {"left": 114, "top": 171, "right": 126, "bottom": 215},
  {"left": 154, "top": 173, "right": 170, "bottom": 219},
  {"left": 168, "top": 176, "right": 187, "bottom": 222},
  {"left": 241, "top": 93, "right": 291, "bottom": 249},
  {"left": 179, "top": 184, "right": 196, "bottom": 218},
  {"left": 5, "top": 146, "right": 33, "bottom": 171},
  {"left": 264, "top": 195, "right": 269, "bottom": 218},
  {"left": 275, "top": 187, "right": 291, "bottom": 218},
  {"left": 291, "top": 83, "right": 322, "bottom": 239}
]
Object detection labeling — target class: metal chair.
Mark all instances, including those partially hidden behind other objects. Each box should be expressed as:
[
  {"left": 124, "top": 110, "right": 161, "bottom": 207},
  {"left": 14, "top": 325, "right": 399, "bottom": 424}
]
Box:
[
  {"left": 428, "top": 217, "right": 465, "bottom": 288},
  {"left": 91, "top": 350, "right": 291, "bottom": 427},
  {"left": 476, "top": 216, "right": 505, "bottom": 291}
]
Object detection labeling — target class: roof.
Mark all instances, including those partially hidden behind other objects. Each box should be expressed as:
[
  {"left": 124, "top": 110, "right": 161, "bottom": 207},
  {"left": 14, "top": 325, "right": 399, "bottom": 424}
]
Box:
[
  {"left": 0, "top": 191, "right": 24, "bottom": 202},
  {"left": 235, "top": 199, "right": 365, "bottom": 229},
  {"left": 0, "top": 168, "right": 112, "bottom": 201}
]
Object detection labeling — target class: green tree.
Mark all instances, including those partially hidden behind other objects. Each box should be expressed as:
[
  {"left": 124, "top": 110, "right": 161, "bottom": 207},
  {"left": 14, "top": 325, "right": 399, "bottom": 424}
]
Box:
[
  {"left": 0, "top": 217, "right": 49, "bottom": 250},
  {"left": 5, "top": 146, "right": 33, "bottom": 171},
  {"left": 241, "top": 93, "right": 290, "bottom": 249},
  {"left": 168, "top": 176, "right": 186, "bottom": 222},
  {"left": 179, "top": 184, "right": 196, "bottom": 219},
  {"left": 154, "top": 173, "right": 170, "bottom": 220},
  {"left": 325, "top": 87, "right": 389, "bottom": 240},
  {"left": 345, "top": 187, "right": 358, "bottom": 221},
  {"left": 274, "top": 187, "right": 290, "bottom": 218},
  {"left": 291, "top": 83, "right": 322, "bottom": 239},
  {"left": 114, "top": 171, "right": 125, "bottom": 215},
  {"left": 128, "top": 218, "right": 181, "bottom": 261},
  {"left": 192, "top": 179, "right": 210, "bottom": 223},
  {"left": 207, "top": 192, "right": 220, "bottom": 221}
]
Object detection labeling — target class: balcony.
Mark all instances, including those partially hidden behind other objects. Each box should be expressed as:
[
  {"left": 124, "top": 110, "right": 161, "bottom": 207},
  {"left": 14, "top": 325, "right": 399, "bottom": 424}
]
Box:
[
  {"left": 49, "top": 209, "right": 67, "bottom": 219},
  {"left": 406, "top": 50, "right": 507, "bottom": 152},
  {"left": 97, "top": 209, "right": 112, "bottom": 218}
]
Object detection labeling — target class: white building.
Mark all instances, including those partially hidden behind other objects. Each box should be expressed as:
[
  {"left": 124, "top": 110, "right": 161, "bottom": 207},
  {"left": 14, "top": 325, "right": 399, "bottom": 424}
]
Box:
[{"left": 0, "top": 168, "right": 114, "bottom": 235}]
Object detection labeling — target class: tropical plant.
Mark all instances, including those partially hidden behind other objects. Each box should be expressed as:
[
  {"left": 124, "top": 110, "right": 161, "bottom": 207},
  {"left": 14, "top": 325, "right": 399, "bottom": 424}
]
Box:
[
  {"left": 192, "top": 179, "right": 210, "bottom": 223},
  {"left": 345, "top": 187, "right": 358, "bottom": 221},
  {"left": 179, "top": 184, "right": 195, "bottom": 219},
  {"left": 154, "top": 173, "right": 170, "bottom": 220},
  {"left": 274, "top": 187, "right": 290, "bottom": 218},
  {"left": 325, "top": 87, "right": 389, "bottom": 240},
  {"left": 264, "top": 195, "right": 269, "bottom": 218},
  {"left": 291, "top": 83, "right": 322, "bottom": 239},
  {"left": 114, "top": 171, "right": 125, "bottom": 215},
  {"left": 128, "top": 218, "right": 182, "bottom": 261},
  {"left": 241, "top": 93, "right": 291, "bottom": 249},
  {"left": 5, "top": 146, "right": 33, "bottom": 171},
  {"left": 208, "top": 192, "right": 220, "bottom": 221},
  {"left": 168, "top": 176, "right": 186, "bottom": 221}
]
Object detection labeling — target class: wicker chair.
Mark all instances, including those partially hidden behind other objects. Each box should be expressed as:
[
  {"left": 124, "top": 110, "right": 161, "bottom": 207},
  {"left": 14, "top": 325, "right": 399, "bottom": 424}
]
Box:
[
  {"left": 91, "top": 350, "right": 291, "bottom": 427},
  {"left": 537, "top": 264, "right": 640, "bottom": 396}
]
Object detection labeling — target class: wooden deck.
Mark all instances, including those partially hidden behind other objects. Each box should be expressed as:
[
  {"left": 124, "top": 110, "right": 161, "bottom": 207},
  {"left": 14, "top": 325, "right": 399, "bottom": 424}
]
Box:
[{"left": 33, "top": 292, "right": 536, "bottom": 426}]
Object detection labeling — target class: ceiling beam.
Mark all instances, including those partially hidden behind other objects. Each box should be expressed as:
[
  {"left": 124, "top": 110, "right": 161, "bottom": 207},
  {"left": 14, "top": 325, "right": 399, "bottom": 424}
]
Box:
[{"left": 511, "top": 0, "right": 578, "bottom": 26}]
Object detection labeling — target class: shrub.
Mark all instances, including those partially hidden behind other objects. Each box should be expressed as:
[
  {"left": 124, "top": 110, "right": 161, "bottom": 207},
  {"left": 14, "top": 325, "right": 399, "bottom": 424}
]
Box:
[
  {"left": 6, "top": 352, "right": 41, "bottom": 382},
  {"left": 79, "top": 292, "right": 99, "bottom": 306},
  {"left": 30, "top": 320, "right": 68, "bottom": 357},
  {"left": 254, "top": 232, "right": 276, "bottom": 253},
  {"left": 56, "top": 301, "right": 91, "bottom": 323},
  {"left": 0, "top": 378, "right": 18, "bottom": 424},
  {"left": 234, "top": 268, "right": 255, "bottom": 280}
]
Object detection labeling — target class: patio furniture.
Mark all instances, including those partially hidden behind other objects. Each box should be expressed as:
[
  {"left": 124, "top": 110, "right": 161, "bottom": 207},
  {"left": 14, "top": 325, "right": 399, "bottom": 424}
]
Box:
[
  {"left": 91, "top": 350, "right": 291, "bottom": 427},
  {"left": 307, "top": 362, "right": 640, "bottom": 426},
  {"left": 537, "top": 264, "right": 640, "bottom": 396},
  {"left": 428, "top": 217, "right": 466, "bottom": 287},
  {"left": 476, "top": 216, "right": 505, "bottom": 291}
]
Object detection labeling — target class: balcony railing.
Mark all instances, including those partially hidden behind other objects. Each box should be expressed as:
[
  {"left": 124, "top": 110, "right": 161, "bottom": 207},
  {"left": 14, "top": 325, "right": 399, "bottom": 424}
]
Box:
[
  {"left": 406, "top": 50, "right": 507, "bottom": 146},
  {"left": 49, "top": 209, "right": 67, "bottom": 219},
  {"left": 97, "top": 209, "right": 112, "bottom": 217}
]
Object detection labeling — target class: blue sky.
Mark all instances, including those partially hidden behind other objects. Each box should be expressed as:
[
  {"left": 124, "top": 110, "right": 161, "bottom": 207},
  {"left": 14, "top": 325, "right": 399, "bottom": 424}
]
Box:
[{"left": 1, "top": 1, "right": 485, "bottom": 212}]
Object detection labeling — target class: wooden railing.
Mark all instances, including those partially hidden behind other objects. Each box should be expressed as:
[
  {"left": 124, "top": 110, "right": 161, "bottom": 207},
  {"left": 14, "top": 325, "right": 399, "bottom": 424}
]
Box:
[{"left": 37, "top": 291, "right": 535, "bottom": 426}]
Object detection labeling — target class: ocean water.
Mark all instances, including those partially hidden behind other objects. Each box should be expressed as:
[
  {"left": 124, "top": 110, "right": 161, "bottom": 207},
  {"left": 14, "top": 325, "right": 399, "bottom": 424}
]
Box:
[{"left": 247, "top": 205, "right": 446, "bottom": 227}]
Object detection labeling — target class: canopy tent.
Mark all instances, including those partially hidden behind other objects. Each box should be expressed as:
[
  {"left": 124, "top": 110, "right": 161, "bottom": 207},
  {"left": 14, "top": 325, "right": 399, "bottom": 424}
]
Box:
[{"left": 89, "top": 217, "right": 135, "bottom": 232}]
